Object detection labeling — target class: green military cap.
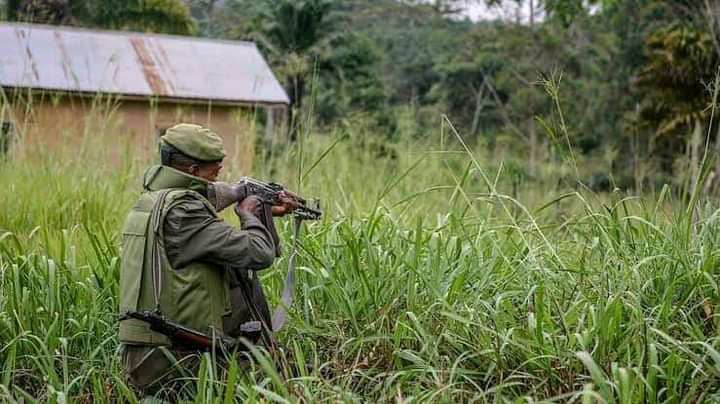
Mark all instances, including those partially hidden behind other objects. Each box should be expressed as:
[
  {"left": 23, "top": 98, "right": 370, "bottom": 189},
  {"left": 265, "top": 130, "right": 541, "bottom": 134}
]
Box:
[{"left": 161, "top": 123, "right": 226, "bottom": 162}]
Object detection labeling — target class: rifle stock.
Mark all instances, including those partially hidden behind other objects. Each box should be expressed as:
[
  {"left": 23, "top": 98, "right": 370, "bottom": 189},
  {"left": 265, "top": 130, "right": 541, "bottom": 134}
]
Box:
[{"left": 123, "top": 311, "right": 236, "bottom": 352}]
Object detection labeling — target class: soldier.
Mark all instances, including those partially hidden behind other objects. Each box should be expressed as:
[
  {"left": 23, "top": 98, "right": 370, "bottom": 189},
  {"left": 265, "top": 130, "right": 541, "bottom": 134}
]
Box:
[{"left": 118, "top": 123, "right": 295, "bottom": 399}]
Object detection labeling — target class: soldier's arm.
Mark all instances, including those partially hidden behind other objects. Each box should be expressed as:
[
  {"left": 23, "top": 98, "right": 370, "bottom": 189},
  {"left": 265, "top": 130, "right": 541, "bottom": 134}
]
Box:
[{"left": 163, "top": 196, "right": 276, "bottom": 270}]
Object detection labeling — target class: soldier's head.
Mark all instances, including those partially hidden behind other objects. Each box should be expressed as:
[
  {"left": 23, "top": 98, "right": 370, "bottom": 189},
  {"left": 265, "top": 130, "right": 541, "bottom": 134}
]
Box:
[{"left": 159, "top": 123, "right": 226, "bottom": 182}]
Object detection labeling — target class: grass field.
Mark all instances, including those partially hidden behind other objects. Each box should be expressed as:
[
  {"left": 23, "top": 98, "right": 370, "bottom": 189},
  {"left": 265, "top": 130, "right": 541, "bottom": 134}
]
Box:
[{"left": 1, "top": 118, "right": 720, "bottom": 402}]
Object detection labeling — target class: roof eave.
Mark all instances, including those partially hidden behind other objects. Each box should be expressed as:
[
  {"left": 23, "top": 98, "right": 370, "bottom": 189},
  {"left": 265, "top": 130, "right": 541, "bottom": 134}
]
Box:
[{"left": 1, "top": 86, "right": 290, "bottom": 108}]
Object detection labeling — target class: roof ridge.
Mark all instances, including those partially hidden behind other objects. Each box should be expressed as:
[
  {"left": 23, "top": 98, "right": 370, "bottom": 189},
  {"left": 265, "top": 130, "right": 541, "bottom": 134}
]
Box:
[{"left": 0, "top": 21, "right": 257, "bottom": 48}]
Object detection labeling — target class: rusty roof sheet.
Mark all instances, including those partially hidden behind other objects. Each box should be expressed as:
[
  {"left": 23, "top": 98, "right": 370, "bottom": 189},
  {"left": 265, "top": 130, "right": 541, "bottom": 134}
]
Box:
[{"left": 0, "top": 23, "right": 290, "bottom": 105}]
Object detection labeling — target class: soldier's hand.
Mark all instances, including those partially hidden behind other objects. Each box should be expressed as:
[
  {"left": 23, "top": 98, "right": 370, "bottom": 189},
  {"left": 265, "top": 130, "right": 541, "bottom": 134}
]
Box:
[
  {"left": 236, "top": 195, "right": 263, "bottom": 217},
  {"left": 272, "top": 191, "right": 299, "bottom": 217}
]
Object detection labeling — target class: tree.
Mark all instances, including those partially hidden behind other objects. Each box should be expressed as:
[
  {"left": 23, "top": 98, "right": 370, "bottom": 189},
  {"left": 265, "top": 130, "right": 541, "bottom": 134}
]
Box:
[
  {"left": 6, "top": 0, "right": 75, "bottom": 24},
  {"left": 480, "top": 0, "right": 637, "bottom": 28},
  {"left": 5, "top": 0, "right": 196, "bottom": 35},
  {"left": 225, "top": 0, "right": 335, "bottom": 137},
  {"left": 634, "top": 24, "right": 718, "bottom": 188},
  {"left": 429, "top": 26, "right": 505, "bottom": 137},
  {"left": 89, "top": 0, "right": 196, "bottom": 34},
  {"left": 219, "top": 0, "right": 386, "bottom": 136},
  {"left": 315, "top": 32, "right": 387, "bottom": 125},
  {"left": 185, "top": 0, "right": 221, "bottom": 36}
]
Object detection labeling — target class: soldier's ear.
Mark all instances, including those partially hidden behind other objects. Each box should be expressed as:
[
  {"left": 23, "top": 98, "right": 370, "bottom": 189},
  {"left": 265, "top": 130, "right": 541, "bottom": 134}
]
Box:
[{"left": 189, "top": 164, "right": 200, "bottom": 177}]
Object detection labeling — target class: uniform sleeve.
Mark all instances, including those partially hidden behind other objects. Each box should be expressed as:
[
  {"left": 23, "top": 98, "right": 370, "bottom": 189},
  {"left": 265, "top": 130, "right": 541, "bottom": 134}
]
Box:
[{"left": 162, "top": 197, "right": 276, "bottom": 271}]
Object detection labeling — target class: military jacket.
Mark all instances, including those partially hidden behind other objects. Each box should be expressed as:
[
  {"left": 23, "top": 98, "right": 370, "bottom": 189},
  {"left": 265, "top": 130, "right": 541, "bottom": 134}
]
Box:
[{"left": 119, "top": 165, "right": 276, "bottom": 346}]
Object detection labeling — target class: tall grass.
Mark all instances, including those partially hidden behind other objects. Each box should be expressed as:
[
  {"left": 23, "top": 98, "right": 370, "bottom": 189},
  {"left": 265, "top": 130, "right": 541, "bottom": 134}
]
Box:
[{"left": 1, "top": 108, "right": 720, "bottom": 402}]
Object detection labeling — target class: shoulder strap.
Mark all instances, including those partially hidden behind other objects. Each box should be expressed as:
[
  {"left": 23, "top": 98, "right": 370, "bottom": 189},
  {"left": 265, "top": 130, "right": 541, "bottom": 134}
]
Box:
[{"left": 149, "top": 189, "right": 172, "bottom": 312}]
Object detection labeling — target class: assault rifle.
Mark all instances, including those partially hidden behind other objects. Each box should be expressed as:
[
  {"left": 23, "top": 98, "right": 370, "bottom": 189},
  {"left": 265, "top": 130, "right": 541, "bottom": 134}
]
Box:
[
  {"left": 208, "top": 177, "right": 322, "bottom": 221},
  {"left": 122, "top": 310, "right": 260, "bottom": 352},
  {"left": 207, "top": 177, "right": 321, "bottom": 332},
  {"left": 241, "top": 177, "right": 322, "bottom": 221}
]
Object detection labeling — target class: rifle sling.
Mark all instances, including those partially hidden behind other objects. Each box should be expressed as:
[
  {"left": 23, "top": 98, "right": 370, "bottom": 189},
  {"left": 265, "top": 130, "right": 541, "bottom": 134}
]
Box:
[
  {"left": 260, "top": 202, "right": 282, "bottom": 257},
  {"left": 271, "top": 215, "right": 302, "bottom": 332}
]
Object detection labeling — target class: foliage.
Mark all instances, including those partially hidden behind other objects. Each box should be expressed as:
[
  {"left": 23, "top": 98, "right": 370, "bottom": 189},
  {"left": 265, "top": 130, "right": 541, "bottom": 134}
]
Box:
[
  {"left": 4, "top": 0, "right": 196, "bottom": 34},
  {"left": 314, "top": 32, "right": 387, "bottom": 124},
  {"left": 231, "top": 0, "right": 335, "bottom": 114},
  {"left": 88, "top": 0, "right": 197, "bottom": 34},
  {"left": 635, "top": 24, "right": 718, "bottom": 136},
  {"left": 219, "top": 0, "right": 388, "bottom": 131},
  {"left": 3, "top": 116, "right": 720, "bottom": 401}
]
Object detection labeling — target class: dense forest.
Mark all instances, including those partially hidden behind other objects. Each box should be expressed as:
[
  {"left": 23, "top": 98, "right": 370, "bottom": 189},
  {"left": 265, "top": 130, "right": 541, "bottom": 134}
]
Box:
[{"left": 2, "top": 0, "right": 720, "bottom": 192}]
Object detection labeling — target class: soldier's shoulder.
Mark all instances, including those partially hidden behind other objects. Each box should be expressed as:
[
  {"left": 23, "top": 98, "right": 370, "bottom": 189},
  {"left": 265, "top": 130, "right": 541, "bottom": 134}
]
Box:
[
  {"left": 165, "top": 191, "right": 216, "bottom": 217},
  {"left": 166, "top": 189, "right": 207, "bottom": 203}
]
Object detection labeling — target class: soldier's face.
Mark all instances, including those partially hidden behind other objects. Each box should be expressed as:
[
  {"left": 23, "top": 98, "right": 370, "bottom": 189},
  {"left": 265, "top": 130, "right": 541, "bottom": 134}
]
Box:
[{"left": 190, "top": 161, "right": 223, "bottom": 182}]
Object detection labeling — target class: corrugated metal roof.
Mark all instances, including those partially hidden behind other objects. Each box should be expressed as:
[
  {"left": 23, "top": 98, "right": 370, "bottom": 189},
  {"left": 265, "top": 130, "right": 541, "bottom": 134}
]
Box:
[{"left": 0, "top": 23, "right": 290, "bottom": 105}]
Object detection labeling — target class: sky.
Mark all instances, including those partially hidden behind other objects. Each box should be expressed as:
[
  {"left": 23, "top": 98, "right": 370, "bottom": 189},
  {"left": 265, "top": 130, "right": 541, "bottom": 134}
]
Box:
[
  {"left": 456, "top": 1, "right": 540, "bottom": 23},
  {"left": 460, "top": 1, "right": 601, "bottom": 22}
]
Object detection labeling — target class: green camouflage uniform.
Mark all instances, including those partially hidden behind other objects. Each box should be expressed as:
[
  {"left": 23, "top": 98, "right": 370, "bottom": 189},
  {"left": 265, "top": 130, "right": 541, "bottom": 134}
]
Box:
[{"left": 119, "top": 124, "right": 276, "bottom": 397}]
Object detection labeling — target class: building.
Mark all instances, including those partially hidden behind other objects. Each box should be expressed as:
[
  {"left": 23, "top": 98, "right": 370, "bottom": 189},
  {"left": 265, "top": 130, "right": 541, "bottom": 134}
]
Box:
[{"left": 0, "top": 22, "right": 289, "bottom": 171}]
